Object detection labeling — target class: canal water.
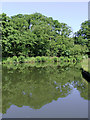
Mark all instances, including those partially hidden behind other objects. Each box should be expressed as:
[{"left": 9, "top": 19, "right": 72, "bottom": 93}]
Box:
[{"left": 2, "top": 63, "right": 88, "bottom": 118}]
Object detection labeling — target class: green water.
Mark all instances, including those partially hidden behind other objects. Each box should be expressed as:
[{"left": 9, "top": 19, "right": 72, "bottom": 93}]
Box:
[{"left": 2, "top": 63, "right": 88, "bottom": 118}]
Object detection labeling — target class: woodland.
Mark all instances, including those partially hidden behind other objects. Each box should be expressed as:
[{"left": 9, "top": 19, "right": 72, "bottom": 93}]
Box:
[{"left": 0, "top": 13, "right": 89, "bottom": 63}]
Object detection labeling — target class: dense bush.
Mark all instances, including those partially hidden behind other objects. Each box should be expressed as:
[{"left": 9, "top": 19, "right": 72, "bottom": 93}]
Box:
[
  {"left": 18, "top": 56, "right": 25, "bottom": 63},
  {"left": 2, "top": 56, "right": 78, "bottom": 64},
  {"left": 41, "top": 56, "right": 47, "bottom": 62},
  {"left": 53, "top": 57, "right": 58, "bottom": 62},
  {"left": 36, "top": 56, "right": 41, "bottom": 62},
  {"left": 12, "top": 56, "right": 18, "bottom": 63}
]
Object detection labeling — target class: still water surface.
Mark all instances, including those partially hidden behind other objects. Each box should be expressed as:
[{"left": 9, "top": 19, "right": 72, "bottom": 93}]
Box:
[{"left": 2, "top": 63, "right": 88, "bottom": 118}]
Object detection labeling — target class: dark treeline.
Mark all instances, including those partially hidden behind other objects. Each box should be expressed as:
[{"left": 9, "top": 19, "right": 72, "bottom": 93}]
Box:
[{"left": 0, "top": 13, "right": 89, "bottom": 59}]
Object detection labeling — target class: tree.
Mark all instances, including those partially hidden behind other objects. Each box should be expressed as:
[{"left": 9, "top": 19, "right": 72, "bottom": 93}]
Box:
[
  {"left": 1, "top": 12, "right": 87, "bottom": 58},
  {"left": 74, "top": 21, "right": 88, "bottom": 46}
]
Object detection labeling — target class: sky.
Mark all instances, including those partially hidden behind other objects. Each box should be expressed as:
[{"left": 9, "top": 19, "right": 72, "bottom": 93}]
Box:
[{"left": 1, "top": 2, "right": 88, "bottom": 34}]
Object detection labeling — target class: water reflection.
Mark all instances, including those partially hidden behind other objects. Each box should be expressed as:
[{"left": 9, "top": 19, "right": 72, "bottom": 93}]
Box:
[{"left": 2, "top": 63, "right": 88, "bottom": 116}]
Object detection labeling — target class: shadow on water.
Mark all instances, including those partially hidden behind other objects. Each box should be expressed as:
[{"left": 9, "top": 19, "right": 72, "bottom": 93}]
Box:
[
  {"left": 80, "top": 68, "right": 90, "bottom": 82},
  {"left": 2, "top": 63, "right": 88, "bottom": 114}
]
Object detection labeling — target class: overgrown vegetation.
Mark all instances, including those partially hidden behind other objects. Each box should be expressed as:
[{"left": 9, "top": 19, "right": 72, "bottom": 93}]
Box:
[
  {"left": 0, "top": 13, "right": 89, "bottom": 64},
  {"left": 3, "top": 56, "right": 79, "bottom": 64}
]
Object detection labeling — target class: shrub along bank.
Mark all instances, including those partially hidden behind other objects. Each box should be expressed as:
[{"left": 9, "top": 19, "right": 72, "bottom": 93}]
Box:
[{"left": 2, "top": 55, "right": 88, "bottom": 65}]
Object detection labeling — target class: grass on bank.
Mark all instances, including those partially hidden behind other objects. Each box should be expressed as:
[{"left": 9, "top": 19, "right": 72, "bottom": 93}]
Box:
[{"left": 81, "top": 57, "right": 90, "bottom": 72}]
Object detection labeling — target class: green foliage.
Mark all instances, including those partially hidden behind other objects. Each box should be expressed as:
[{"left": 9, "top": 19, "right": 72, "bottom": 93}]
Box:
[
  {"left": 74, "top": 55, "right": 83, "bottom": 62},
  {"left": 3, "top": 56, "right": 78, "bottom": 65},
  {"left": 60, "top": 56, "right": 64, "bottom": 61},
  {"left": 74, "top": 20, "right": 89, "bottom": 51},
  {"left": 28, "top": 57, "right": 36, "bottom": 63},
  {"left": 41, "top": 56, "right": 47, "bottom": 62},
  {"left": 36, "top": 56, "right": 41, "bottom": 62},
  {"left": 12, "top": 56, "right": 18, "bottom": 63},
  {"left": 53, "top": 57, "right": 58, "bottom": 62},
  {"left": 6, "top": 57, "right": 12, "bottom": 64},
  {"left": 1, "top": 13, "right": 88, "bottom": 62},
  {"left": 18, "top": 56, "right": 25, "bottom": 63}
]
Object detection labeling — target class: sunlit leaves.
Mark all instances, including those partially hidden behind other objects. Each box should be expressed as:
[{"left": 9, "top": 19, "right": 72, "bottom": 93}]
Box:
[
  {"left": 74, "top": 20, "right": 89, "bottom": 46},
  {"left": 1, "top": 13, "right": 88, "bottom": 58}
]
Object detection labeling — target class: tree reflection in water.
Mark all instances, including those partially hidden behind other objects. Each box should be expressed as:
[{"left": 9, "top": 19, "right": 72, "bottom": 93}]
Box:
[{"left": 2, "top": 63, "right": 88, "bottom": 114}]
